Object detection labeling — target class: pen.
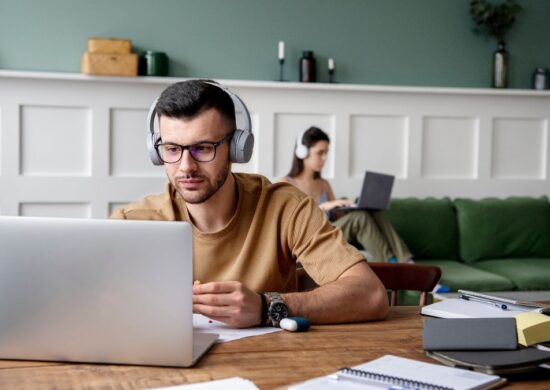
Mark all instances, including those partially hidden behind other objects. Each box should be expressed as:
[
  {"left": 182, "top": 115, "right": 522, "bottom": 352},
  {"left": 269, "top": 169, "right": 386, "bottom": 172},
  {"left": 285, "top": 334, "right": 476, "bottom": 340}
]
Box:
[
  {"left": 459, "top": 294, "right": 508, "bottom": 310},
  {"left": 458, "top": 289, "right": 545, "bottom": 309}
]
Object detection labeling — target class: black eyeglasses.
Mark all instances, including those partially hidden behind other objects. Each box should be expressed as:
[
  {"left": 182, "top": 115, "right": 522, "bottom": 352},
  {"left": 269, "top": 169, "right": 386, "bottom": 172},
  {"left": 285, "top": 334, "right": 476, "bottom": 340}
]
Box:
[{"left": 155, "top": 133, "right": 233, "bottom": 163}]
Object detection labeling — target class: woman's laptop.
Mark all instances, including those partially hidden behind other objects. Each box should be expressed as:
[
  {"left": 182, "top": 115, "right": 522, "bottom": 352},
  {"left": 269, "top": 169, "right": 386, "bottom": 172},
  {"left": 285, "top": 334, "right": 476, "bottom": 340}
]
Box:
[
  {"left": 338, "top": 171, "right": 395, "bottom": 212},
  {"left": 0, "top": 216, "right": 217, "bottom": 367}
]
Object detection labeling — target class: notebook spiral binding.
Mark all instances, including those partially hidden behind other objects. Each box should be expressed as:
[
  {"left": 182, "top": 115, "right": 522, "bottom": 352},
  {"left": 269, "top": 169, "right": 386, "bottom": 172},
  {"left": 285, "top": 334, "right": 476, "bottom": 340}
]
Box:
[{"left": 340, "top": 367, "right": 453, "bottom": 390}]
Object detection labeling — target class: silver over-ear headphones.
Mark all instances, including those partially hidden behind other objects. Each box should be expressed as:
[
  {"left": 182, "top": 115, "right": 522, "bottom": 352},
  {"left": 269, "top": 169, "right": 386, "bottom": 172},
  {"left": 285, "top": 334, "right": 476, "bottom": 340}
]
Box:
[
  {"left": 295, "top": 128, "right": 309, "bottom": 159},
  {"left": 146, "top": 80, "right": 254, "bottom": 165}
]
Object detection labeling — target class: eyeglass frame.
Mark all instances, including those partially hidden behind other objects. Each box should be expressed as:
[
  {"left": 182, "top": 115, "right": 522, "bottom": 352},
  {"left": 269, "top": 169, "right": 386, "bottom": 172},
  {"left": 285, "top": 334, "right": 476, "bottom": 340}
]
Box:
[{"left": 154, "top": 132, "right": 234, "bottom": 163}]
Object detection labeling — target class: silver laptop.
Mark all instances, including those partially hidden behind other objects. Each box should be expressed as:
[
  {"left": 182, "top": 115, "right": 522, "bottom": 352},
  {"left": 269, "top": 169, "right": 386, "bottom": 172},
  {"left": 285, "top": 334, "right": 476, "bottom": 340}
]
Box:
[{"left": 0, "top": 216, "right": 217, "bottom": 367}]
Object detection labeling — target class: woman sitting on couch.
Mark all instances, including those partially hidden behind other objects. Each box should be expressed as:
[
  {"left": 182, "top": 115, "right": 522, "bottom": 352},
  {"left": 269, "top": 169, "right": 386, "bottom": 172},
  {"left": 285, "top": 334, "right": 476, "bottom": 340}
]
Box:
[{"left": 281, "top": 126, "right": 412, "bottom": 263}]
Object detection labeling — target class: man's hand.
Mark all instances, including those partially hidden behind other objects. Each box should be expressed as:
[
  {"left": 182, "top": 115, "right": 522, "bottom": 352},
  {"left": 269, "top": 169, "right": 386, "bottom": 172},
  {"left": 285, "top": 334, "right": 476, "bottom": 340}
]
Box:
[{"left": 193, "top": 281, "right": 262, "bottom": 328}]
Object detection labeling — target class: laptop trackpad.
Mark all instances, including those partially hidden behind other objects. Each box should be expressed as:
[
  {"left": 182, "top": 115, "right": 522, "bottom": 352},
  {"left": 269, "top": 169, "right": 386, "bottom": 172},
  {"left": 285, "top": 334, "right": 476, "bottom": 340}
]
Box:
[{"left": 192, "top": 332, "right": 218, "bottom": 365}]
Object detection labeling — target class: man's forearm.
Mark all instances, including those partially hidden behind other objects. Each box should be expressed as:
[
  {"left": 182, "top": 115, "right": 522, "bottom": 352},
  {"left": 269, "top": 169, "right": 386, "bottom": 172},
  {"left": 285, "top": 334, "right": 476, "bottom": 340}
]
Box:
[{"left": 281, "top": 265, "right": 389, "bottom": 324}]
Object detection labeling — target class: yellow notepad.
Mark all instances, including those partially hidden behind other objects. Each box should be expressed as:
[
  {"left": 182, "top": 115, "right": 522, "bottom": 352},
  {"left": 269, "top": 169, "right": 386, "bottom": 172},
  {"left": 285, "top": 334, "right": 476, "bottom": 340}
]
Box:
[{"left": 515, "top": 312, "right": 550, "bottom": 346}]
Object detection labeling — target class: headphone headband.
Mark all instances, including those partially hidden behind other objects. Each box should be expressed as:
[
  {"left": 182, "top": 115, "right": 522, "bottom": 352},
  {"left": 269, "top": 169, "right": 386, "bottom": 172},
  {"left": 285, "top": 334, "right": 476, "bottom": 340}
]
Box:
[
  {"left": 147, "top": 80, "right": 254, "bottom": 165},
  {"left": 208, "top": 82, "right": 252, "bottom": 135}
]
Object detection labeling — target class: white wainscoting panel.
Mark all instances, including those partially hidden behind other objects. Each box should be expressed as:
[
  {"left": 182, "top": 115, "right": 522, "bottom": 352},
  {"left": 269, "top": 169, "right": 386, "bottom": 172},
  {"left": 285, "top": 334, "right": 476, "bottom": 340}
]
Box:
[
  {"left": 1, "top": 70, "right": 550, "bottom": 218},
  {"left": 21, "top": 105, "right": 91, "bottom": 176},
  {"left": 421, "top": 116, "right": 478, "bottom": 179},
  {"left": 491, "top": 118, "right": 548, "bottom": 179},
  {"left": 110, "top": 108, "right": 163, "bottom": 177},
  {"left": 19, "top": 202, "right": 91, "bottom": 218},
  {"left": 350, "top": 115, "right": 408, "bottom": 179}
]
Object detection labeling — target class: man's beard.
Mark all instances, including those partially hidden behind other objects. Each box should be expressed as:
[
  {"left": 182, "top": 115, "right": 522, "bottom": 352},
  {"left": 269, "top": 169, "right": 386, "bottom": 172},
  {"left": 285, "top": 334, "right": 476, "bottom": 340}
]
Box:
[{"left": 174, "top": 162, "right": 231, "bottom": 204}]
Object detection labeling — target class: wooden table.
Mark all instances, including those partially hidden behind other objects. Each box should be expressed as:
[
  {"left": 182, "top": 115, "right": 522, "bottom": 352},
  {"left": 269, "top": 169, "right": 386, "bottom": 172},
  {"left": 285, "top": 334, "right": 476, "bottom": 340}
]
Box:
[{"left": 0, "top": 307, "right": 548, "bottom": 389}]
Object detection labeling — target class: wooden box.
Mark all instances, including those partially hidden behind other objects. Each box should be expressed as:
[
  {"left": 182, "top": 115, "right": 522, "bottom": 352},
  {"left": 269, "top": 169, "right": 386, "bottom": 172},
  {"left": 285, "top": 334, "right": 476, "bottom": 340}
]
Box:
[
  {"left": 88, "top": 37, "right": 132, "bottom": 54},
  {"left": 81, "top": 52, "right": 138, "bottom": 76}
]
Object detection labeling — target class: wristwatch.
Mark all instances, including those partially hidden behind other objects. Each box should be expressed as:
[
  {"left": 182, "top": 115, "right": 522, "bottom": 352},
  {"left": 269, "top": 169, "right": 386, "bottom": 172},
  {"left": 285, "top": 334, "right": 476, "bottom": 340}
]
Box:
[{"left": 264, "top": 292, "right": 289, "bottom": 327}]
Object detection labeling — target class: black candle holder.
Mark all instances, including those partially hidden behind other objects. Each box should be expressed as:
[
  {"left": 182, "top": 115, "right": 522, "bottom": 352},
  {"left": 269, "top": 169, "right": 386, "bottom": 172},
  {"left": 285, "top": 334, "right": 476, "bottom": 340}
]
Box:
[
  {"left": 328, "top": 68, "right": 335, "bottom": 83},
  {"left": 278, "top": 58, "right": 286, "bottom": 81}
]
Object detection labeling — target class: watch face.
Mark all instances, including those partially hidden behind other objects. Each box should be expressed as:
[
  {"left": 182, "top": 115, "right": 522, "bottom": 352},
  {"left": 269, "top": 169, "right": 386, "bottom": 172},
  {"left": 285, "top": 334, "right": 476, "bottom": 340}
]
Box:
[{"left": 270, "top": 302, "right": 289, "bottom": 322}]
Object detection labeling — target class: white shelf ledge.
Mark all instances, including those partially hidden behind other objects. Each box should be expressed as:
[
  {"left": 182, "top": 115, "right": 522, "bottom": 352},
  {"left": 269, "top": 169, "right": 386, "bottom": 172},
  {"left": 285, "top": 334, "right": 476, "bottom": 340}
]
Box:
[{"left": 2, "top": 69, "right": 550, "bottom": 97}]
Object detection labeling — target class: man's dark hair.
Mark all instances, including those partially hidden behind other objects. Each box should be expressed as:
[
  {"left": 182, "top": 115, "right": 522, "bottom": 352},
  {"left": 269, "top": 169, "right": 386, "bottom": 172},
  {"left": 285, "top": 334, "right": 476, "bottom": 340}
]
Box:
[{"left": 155, "top": 80, "right": 236, "bottom": 128}]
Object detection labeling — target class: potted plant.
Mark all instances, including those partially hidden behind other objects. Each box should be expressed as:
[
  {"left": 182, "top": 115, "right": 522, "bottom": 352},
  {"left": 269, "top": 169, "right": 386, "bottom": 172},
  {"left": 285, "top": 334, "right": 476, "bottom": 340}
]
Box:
[{"left": 469, "top": 0, "right": 522, "bottom": 88}]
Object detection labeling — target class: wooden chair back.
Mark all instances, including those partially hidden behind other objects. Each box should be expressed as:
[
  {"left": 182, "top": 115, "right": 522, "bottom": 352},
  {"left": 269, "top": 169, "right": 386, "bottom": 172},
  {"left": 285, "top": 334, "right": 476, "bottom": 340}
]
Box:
[
  {"left": 368, "top": 263, "right": 441, "bottom": 306},
  {"left": 297, "top": 262, "right": 441, "bottom": 306}
]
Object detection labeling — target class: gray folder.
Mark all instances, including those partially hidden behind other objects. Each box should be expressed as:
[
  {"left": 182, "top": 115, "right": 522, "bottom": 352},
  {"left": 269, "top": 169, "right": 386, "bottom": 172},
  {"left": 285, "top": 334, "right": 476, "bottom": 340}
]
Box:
[
  {"left": 426, "top": 348, "right": 550, "bottom": 375},
  {"left": 423, "top": 318, "right": 518, "bottom": 351}
]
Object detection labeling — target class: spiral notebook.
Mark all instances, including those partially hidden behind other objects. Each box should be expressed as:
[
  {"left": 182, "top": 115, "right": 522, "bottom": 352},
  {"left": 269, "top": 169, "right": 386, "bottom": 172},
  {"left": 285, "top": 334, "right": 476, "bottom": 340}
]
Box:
[{"left": 289, "top": 355, "right": 506, "bottom": 390}]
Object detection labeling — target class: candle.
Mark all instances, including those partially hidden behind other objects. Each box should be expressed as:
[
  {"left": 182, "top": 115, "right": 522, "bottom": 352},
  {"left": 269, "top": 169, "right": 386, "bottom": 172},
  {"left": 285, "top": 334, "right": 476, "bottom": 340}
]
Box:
[
  {"left": 328, "top": 58, "right": 335, "bottom": 71},
  {"left": 278, "top": 41, "right": 285, "bottom": 61}
]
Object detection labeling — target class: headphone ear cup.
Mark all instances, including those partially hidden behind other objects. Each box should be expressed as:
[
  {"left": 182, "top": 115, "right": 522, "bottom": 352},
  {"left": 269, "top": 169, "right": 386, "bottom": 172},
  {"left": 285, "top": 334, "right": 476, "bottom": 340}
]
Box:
[
  {"left": 295, "top": 128, "right": 309, "bottom": 159},
  {"left": 146, "top": 97, "right": 164, "bottom": 166},
  {"left": 230, "top": 129, "right": 255, "bottom": 163},
  {"left": 147, "top": 132, "right": 163, "bottom": 166},
  {"left": 295, "top": 143, "right": 309, "bottom": 159}
]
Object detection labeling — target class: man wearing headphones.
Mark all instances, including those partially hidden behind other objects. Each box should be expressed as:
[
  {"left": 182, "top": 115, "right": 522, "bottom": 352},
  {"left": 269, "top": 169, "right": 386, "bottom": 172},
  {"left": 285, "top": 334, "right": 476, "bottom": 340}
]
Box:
[{"left": 111, "top": 80, "right": 388, "bottom": 329}]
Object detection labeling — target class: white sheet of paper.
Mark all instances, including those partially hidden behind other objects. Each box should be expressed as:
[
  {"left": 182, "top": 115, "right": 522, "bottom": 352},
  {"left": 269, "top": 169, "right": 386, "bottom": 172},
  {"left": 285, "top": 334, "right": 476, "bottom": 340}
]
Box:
[
  {"left": 193, "top": 314, "right": 282, "bottom": 343},
  {"left": 421, "top": 298, "right": 540, "bottom": 319},
  {"left": 151, "top": 377, "right": 259, "bottom": 389}
]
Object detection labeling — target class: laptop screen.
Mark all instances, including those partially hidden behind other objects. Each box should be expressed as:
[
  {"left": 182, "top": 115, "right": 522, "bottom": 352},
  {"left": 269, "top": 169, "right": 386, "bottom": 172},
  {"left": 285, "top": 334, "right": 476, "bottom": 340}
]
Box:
[{"left": 356, "top": 171, "right": 395, "bottom": 211}]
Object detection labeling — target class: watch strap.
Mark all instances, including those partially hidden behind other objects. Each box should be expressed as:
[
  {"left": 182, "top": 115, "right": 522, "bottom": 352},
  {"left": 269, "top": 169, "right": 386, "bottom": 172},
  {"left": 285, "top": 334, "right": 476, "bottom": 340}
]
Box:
[
  {"left": 259, "top": 292, "right": 268, "bottom": 327},
  {"left": 265, "top": 291, "right": 282, "bottom": 303}
]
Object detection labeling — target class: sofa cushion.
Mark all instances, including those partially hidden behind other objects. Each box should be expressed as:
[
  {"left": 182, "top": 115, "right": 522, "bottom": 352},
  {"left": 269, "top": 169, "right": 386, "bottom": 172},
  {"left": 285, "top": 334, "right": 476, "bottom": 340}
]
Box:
[
  {"left": 387, "top": 198, "right": 458, "bottom": 260},
  {"left": 455, "top": 197, "right": 550, "bottom": 263},
  {"left": 473, "top": 258, "right": 550, "bottom": 290},
  {"left": 416, "top": 259, "right": 515, "bottom": 292}
]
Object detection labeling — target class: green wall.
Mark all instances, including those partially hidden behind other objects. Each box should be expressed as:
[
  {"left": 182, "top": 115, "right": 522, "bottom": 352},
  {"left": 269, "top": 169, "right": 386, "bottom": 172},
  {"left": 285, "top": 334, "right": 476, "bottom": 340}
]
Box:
[{"left": 1, "top": 0, "right": 549, "bottom": 88}]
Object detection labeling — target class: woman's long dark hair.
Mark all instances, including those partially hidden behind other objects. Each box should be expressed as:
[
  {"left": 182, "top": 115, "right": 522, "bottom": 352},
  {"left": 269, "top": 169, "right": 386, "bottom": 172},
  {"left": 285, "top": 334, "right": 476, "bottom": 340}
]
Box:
[{"left": 287, "top": 126, "right": 330, "bottom": 179}]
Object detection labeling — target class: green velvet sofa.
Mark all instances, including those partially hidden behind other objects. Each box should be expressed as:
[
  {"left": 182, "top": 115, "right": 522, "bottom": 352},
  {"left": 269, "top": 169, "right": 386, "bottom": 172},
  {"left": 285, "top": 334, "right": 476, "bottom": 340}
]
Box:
[{"left": 385, "top": 196, "right": 550, "bottom": 294}]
